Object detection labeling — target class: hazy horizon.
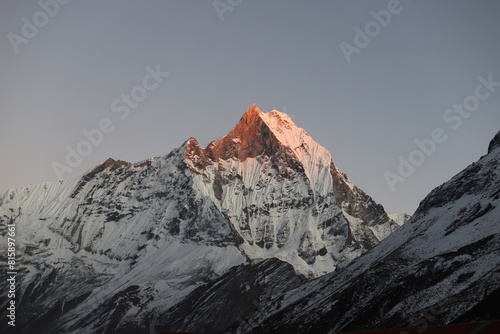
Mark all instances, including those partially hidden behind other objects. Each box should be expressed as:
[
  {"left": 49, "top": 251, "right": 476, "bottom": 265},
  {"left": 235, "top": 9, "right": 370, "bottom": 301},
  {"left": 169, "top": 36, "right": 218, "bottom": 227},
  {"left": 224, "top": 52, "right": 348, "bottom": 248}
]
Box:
[{"left": 1, "top": 0, "right": 500, "bottom": 215}]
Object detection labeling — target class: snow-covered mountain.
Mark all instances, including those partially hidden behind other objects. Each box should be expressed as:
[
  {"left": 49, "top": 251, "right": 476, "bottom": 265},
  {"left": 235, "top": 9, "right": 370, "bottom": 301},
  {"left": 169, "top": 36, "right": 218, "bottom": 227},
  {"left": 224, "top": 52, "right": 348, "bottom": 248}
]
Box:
[
  {"left": 184, "top": 105, "right": 399, "bottom": 275},
  {"left": 0, "top": 105, "right": 398, "bottom": 333}
]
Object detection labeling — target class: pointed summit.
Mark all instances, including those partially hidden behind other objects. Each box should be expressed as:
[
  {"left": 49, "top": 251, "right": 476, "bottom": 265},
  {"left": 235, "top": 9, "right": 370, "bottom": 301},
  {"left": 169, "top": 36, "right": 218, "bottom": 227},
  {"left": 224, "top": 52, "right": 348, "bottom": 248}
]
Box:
[
  {"left": 184, "top": 105, "right": 332, "bottom": 181},
  {"left": 185, "top": 104, "right": 284, "bottom": 163},
  {"left": 184, "top": 104, "right": 337, "bottom": 199},
  {"left": 239, "top": 104, "right": 262, "bottom": 124},
  {"left": 240, "top": 104, "right": 300, "bottom": 135}
]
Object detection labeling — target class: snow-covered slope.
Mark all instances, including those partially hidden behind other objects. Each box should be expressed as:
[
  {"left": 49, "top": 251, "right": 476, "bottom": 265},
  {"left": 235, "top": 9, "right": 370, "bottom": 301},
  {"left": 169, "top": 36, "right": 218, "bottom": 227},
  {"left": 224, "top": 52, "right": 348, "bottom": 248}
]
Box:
[
  {"left": 0, "top": 105, "right": 397, "bottom": 333},
  {"left": 235, "top": 129, "right": 500, "bottom": 334},
  {"left": 0, "top": 146, "right": 246, "bottom": 333}
]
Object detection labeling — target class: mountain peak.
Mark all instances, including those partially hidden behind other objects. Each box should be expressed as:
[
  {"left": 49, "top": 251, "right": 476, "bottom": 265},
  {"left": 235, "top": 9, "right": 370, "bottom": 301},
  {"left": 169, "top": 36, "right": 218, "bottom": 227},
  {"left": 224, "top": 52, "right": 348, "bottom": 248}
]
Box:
[
  {"left": 239, "top": 105, "right": 298, "bottom": 132},
  {"left": 185, "top": 105, "right": 290, "bottom": 164},
  {"left": 183, "top": 104, "right": 397, "bottom": 277},
  {"left": 184, "top": 105, "right": 325, "bottom": 169},
  {"left": 240, "top": 104, "right": 263, "bottom": 123},
  {"left": 184, "top": 105, "right": 338, "bottom": 205}
]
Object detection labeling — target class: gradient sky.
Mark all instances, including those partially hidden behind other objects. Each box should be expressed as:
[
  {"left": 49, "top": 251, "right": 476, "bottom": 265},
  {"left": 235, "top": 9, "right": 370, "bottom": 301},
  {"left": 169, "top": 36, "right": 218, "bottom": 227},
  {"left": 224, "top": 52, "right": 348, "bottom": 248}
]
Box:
[{"left": 1, "top": 0, "right": 499, "bottom": 215}]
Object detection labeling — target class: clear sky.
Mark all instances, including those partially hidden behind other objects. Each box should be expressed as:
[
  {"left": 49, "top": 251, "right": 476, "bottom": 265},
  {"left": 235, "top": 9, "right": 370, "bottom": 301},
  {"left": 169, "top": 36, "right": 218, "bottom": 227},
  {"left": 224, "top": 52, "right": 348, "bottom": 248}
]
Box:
[{"left": 1, "top": 0, "right": 499, "bottom": 215}]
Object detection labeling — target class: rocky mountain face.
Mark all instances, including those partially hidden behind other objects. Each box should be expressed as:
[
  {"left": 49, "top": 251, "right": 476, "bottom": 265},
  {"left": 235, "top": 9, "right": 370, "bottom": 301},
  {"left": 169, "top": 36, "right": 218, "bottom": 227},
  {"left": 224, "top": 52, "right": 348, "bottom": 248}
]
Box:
[
  {"left": 230, "top": 129, "right": 500, "bottom": 333},
  {"left": 0, "top": 105, "right": 398, "bottom": 333},
  {"left": 184, "top": 105, "right": 399, "bottom": 276}
]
